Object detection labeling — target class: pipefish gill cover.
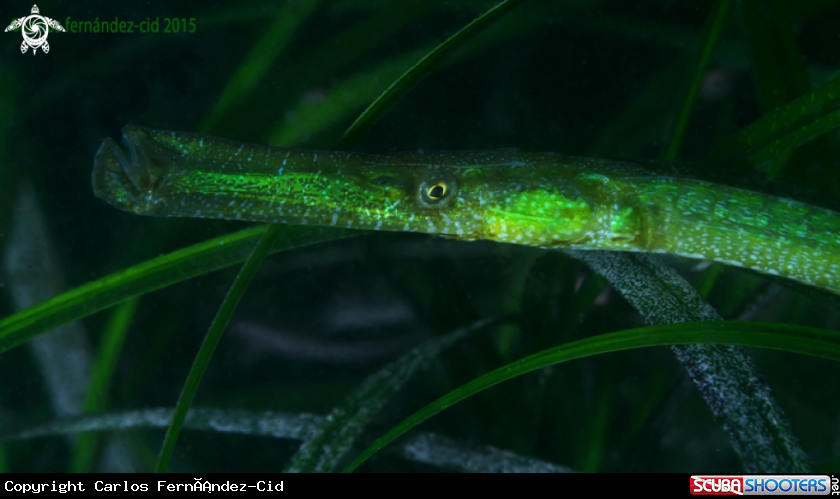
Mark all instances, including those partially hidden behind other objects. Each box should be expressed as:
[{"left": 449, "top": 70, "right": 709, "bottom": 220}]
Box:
[{"left": 3, "top": 0, "right": 840, "bottom": 473}]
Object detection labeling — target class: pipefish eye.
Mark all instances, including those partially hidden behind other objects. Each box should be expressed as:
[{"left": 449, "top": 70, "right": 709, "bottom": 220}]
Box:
[
  {"left": 428, "top": 183, "right": 446, "bottom": 198},
  {"left": 418, "top": 176, "right": 456, "bottom": 205}
]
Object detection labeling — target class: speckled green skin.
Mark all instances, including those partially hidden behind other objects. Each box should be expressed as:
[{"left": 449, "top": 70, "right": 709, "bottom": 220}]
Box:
[{"left": 93, "top": 126, "right": 840, "bottom": 294}]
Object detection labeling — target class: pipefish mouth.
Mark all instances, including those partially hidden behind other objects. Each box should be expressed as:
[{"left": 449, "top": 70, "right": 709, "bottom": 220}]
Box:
[{"left": 94, "top": 125, "right": 840, "bottom": 294}]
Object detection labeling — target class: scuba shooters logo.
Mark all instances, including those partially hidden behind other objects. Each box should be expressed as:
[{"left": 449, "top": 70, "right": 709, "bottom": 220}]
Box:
[
  {"left": 4, "top": 4, "right": 64, "bottom": 55},
  {"left": 690, "top": 475, "right": 834, "bottom": 495}
]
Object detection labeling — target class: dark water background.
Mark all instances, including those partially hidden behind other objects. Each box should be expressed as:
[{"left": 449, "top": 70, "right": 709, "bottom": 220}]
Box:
[{"left": 0, "top": 0, "right": 838, "bottom": 472}]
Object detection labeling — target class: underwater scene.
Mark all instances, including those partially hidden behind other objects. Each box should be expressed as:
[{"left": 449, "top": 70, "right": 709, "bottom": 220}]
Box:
[{"left": 0, "top": 0, "right": 839, "bottom": 473}]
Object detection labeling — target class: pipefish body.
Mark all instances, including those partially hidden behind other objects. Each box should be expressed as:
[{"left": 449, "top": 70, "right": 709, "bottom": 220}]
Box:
[{"left": 93, "top": 125, "right": 840, "bottom": 294}]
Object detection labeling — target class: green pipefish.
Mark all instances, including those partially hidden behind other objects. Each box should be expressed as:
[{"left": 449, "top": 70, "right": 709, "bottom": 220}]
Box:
[{"left": 93, "top": 125, "right": 840, "bottom": 294}]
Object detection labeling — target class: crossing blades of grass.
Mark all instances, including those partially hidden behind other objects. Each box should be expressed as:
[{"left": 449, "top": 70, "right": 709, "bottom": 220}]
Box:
[
  {"left": 344, "top": 320, "right": 840, "bottom": 472},
  {"left": 284, "top": 317, "right": 497, "bottom": 472},
  {"left": 567, "top": 251, "right": 811, "bottom": 473}
]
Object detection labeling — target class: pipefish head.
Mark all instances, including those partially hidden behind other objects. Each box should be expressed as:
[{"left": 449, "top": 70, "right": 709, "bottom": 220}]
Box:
[
  {"left": 217, "top": 161, "right": 487, "bottom": 237},
  {"left": 92, "top": 126, "right": 484, "bottom": 233}
]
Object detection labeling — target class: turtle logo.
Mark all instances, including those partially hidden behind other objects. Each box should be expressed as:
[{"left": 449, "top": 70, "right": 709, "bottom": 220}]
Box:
[{"left": 4, "top": 5, "right": 65, "bottom": 55}]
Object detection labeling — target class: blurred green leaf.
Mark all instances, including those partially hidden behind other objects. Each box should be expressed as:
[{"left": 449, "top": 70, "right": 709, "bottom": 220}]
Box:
[
  {"left": 704, "top": 59, "right": 840, "bottom": 171},
  {"left": 155, "top": 225, "right": 283, "bottom": 472},
  {"left": 739, "top": 0, "right": 810, "bottom": 113},
  {"left": 268, "top": 46, "right": 433, "bottom": 146},
  {"left": 0, "top": 226, "right": 355, "bottom": 356},
  {"left": 736, "top": 0, "right": 834, "bottom": 180},
  {"left": 340, "top": 0, "right": 526, "bottom": 144},
  {"left": 663, "top": 0, "right": 731, "bottom": 161},
  {"left": 71, "top": 297, "right": 140, "bottom": 473},
  {"left": 200, "top": 0, "right": 322, "bottom": 133}
]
